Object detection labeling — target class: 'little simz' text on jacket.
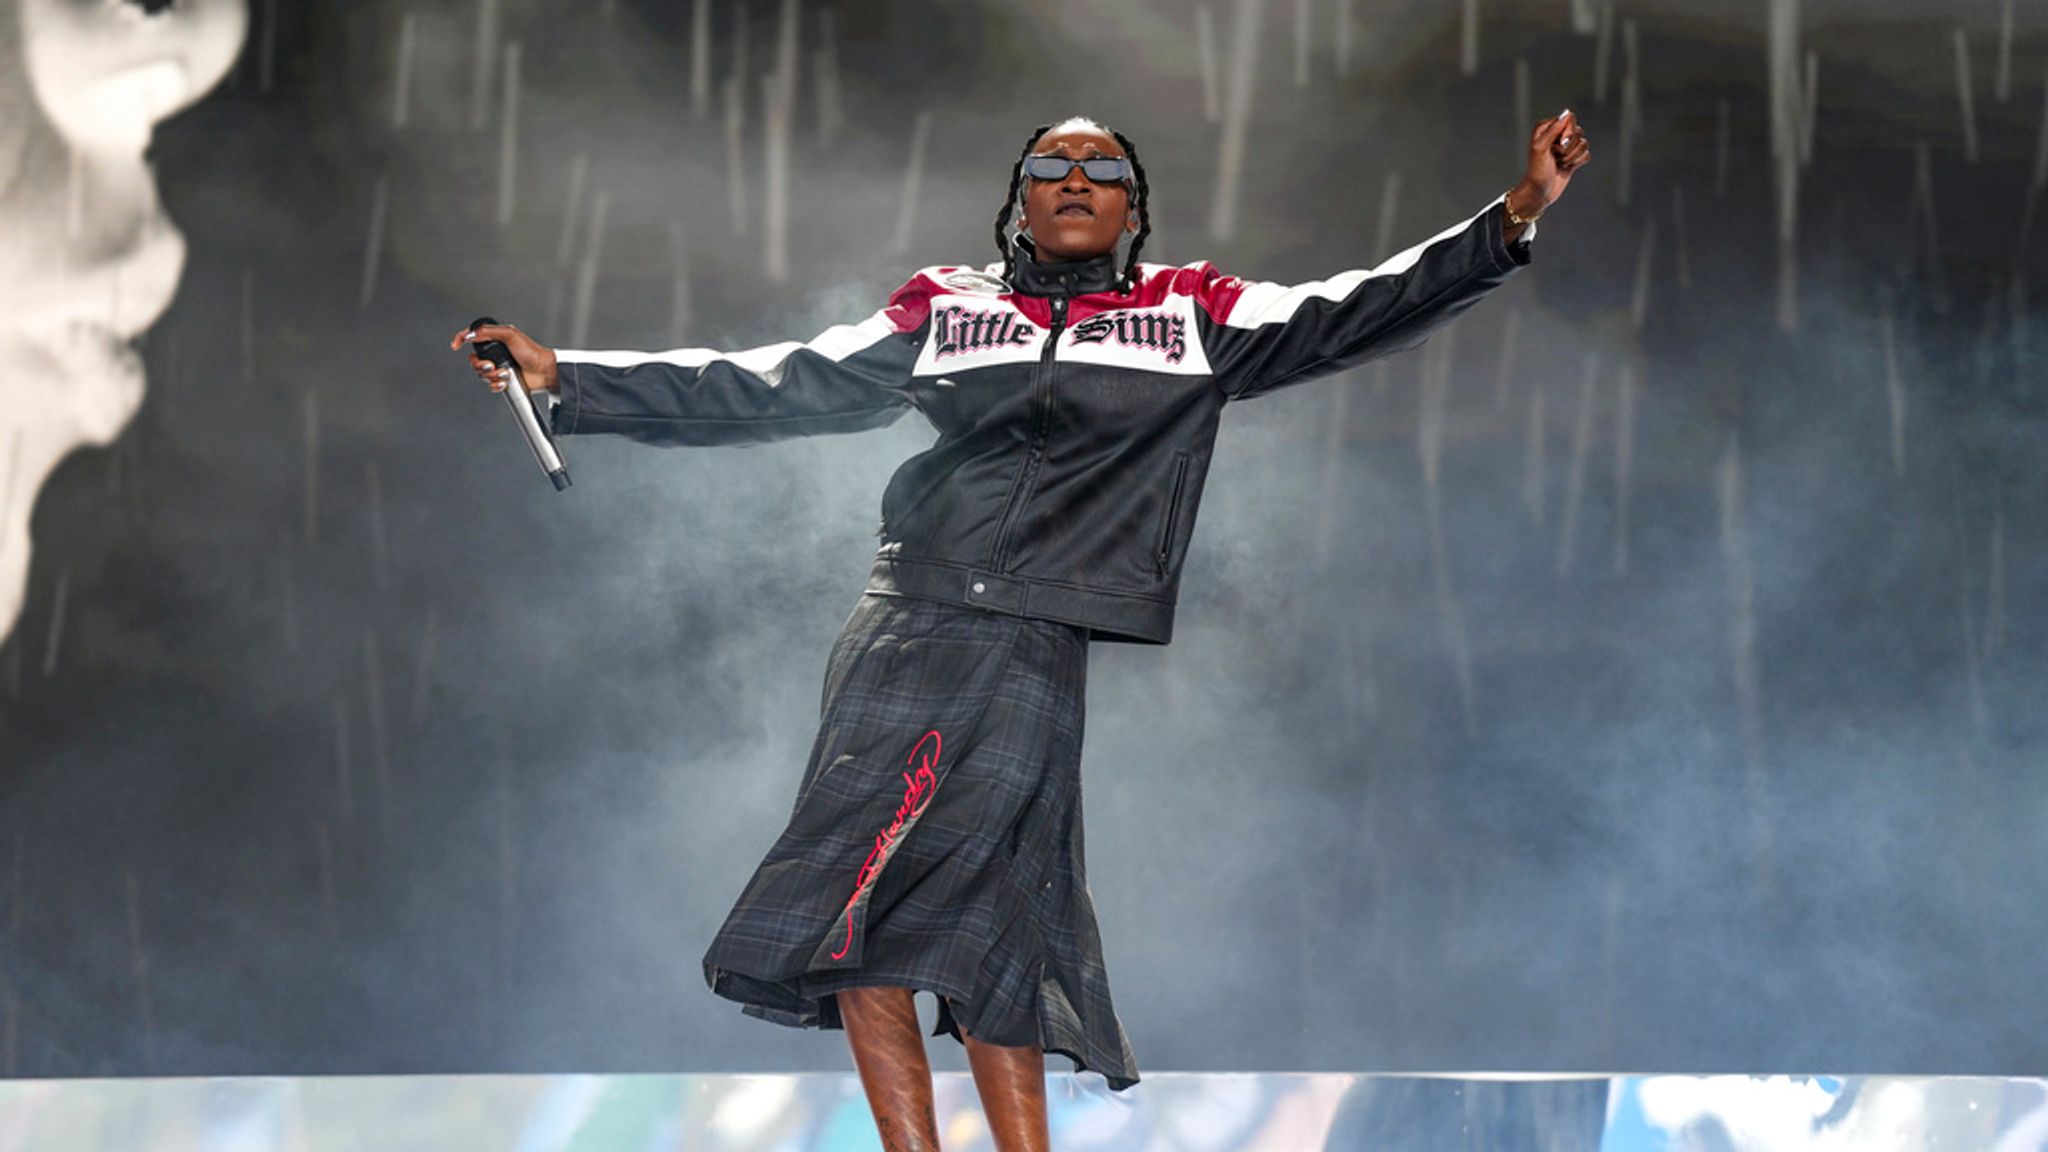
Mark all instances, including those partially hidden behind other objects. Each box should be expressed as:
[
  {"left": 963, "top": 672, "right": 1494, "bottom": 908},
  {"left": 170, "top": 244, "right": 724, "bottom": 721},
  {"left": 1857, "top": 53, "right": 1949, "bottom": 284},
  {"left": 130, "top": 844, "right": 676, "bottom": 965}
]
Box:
[{"left": 544, "top": 194, "right": 1533, "bottom": 644}]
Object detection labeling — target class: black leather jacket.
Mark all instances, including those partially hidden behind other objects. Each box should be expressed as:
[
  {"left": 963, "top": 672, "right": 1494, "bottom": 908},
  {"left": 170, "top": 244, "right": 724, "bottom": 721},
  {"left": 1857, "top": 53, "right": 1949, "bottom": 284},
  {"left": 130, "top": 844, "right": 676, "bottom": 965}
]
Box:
[{"left": 547, "top": 195, "right": 1531, "bottom": 643}]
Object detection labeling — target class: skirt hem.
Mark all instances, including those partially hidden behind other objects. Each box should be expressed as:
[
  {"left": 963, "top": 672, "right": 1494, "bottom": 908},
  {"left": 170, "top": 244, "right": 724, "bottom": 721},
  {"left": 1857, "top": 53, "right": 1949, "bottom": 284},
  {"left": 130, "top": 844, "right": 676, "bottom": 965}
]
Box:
[{"left": 704, "top": 961, "right": 1140, "bottom": 1092}]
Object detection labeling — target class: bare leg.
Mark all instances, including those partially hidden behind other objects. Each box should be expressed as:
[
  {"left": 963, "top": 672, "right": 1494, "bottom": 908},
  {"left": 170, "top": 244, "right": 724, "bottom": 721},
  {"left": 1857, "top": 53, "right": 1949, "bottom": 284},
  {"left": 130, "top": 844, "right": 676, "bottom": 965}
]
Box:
[
  {"left": 957, "top": 1000, "right": 1051, "bottom": 1152},
  {"left": 840, "top": 986, "right": 942, "bottom": 1152}
]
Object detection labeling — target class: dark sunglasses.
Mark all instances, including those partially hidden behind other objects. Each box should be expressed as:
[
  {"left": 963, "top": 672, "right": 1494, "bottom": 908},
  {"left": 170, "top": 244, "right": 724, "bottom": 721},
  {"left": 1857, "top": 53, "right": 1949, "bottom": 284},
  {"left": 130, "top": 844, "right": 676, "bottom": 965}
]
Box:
[{"left": 1022, "top": 154, "right": 1133, "bottom": 184}]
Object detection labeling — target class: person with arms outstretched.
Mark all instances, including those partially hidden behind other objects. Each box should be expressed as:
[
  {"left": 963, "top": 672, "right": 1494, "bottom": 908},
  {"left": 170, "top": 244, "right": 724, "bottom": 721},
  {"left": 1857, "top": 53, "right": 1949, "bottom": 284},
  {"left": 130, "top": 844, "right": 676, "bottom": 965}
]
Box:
[{"left": 452, "top": 110, "right": 1589, "bottom": 1152}]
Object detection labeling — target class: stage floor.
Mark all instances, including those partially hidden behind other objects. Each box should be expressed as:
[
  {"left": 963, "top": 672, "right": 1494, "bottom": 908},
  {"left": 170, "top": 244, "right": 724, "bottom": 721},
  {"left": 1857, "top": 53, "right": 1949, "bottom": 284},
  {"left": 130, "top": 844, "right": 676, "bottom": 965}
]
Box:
[{"left": 0, "top": 1072, "right": 2040, "bottom": 1149}]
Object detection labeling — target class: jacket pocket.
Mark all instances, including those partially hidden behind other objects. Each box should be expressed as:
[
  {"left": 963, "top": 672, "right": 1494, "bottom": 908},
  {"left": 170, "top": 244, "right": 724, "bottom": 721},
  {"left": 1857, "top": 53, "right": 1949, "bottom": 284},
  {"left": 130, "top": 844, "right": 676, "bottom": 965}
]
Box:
[{"left": 1154, "top": 452, "right": 1191, "bottom": 579}]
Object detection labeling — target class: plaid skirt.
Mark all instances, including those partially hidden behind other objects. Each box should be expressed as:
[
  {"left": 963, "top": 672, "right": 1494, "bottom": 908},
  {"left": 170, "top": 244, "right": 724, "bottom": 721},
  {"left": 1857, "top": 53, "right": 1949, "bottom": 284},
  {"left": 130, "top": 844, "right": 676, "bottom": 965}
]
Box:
[{"left": 701, "top": 592, "right": 1140, "bottom": 1091}]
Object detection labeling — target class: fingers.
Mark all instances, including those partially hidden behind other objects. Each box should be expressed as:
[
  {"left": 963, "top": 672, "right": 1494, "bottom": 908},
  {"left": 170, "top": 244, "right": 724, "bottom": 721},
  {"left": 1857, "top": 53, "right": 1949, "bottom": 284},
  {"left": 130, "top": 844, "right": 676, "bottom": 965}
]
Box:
[
  {"left": 1533, "top": 109, "right": 1572, "bottom": 150},
  {"left": 450, "top": 320, "right": 556, "bottom": 394},
  {"left": 450, "top": 322, "right": 523, "bottom": 350},
  {"left": 473, "top": 359, "right": 512, "bottom": 392},
  {"left": 452, "top": 322, "right": 521, "bottom": 392}
]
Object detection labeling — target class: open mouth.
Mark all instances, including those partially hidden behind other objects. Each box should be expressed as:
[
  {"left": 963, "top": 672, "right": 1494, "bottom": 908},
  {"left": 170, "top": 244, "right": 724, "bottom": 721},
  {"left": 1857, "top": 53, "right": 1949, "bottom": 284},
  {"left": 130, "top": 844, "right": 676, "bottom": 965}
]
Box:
[{"left": 1055, "top": 203, "right": 1095, "bottom": 218}]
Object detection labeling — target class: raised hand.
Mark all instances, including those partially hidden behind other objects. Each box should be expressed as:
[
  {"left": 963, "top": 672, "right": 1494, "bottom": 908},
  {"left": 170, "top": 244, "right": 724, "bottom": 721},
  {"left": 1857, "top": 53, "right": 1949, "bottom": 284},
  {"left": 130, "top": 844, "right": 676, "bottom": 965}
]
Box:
[{"left": 1510, "top": 109, "right": 1592, "bottom": 219}]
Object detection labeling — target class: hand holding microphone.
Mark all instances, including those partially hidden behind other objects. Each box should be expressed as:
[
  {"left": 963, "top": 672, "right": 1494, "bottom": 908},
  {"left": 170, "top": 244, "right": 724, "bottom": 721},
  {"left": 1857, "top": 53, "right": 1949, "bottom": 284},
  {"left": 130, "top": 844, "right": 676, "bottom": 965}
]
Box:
[{"left": 449, "top": 318, "right": 572, "bottom": 491}]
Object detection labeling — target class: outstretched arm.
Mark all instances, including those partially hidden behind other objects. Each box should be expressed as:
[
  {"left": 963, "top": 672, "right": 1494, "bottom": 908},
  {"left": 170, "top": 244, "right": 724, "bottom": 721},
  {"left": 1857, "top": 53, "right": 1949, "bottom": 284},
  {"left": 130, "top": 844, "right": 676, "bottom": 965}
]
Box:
[
  {"left": 1197, "top": 109, "right": 1590, "bottom": 402},
  {"left": 448, "top": 280, "right": 935, "bottom": 448}
]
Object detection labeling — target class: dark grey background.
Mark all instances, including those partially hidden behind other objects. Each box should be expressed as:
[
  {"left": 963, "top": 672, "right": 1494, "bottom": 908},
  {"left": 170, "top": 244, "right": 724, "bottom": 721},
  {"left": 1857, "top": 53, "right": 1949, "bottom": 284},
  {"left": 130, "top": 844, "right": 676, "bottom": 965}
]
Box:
[{"left": 1, "top": 0, "right": 2042, "bottom": 1082}]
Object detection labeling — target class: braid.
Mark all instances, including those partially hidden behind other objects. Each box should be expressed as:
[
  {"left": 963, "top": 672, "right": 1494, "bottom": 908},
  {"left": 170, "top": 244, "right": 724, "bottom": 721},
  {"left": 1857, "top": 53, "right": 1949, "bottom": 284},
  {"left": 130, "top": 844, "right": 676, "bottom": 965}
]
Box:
[
  {"left": 993, "top": 122, "right": 1056, "bottom": 287},
  {"left": 993, "top": 118, "right": 1153, "bottom": 293},
  {"left": 1110, "top": 129, "right": 1151, "bottom": 293}
]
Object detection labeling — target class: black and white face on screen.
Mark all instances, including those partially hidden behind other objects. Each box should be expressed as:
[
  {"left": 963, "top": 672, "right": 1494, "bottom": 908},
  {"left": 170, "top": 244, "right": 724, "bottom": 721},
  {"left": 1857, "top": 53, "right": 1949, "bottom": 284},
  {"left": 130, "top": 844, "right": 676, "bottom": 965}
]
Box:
[{"left": 0, "top": 0, "right": 245, "bottom": 642}]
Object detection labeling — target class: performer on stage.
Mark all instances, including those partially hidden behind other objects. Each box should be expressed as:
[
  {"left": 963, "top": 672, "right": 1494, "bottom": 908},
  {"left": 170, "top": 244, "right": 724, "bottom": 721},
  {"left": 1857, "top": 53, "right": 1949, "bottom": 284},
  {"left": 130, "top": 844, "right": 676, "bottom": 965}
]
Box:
[{"left": 452, "top": 111, "right": 1588, "bottom": 1152}]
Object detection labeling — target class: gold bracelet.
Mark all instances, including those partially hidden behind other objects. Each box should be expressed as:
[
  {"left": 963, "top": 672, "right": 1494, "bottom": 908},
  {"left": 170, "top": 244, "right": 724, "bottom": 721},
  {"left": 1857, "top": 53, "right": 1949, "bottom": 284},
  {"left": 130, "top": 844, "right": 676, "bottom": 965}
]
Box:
[{"left": 1504, "top": 190, "right": 1543, "bottom": 226}]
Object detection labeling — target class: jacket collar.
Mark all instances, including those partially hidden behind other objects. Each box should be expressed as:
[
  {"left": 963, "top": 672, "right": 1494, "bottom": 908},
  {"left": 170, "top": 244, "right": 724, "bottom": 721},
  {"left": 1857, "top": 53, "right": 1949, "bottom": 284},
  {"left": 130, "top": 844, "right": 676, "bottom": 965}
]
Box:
[{"left": 1009, "top": 235, "right": 1122, "bottom": 297}]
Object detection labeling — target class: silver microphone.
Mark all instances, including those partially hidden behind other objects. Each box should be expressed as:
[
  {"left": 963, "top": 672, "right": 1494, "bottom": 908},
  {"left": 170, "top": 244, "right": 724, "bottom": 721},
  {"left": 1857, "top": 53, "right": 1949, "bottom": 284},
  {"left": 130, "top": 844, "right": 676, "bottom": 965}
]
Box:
[{"left": 469, "top": 316, "right": 571, "bottom": 491}]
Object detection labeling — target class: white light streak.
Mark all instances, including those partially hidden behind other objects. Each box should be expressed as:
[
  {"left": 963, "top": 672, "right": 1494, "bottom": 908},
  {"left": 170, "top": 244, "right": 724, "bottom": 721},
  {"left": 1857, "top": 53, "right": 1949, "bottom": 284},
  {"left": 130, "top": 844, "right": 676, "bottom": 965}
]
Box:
[
  {"left": 39, "top": 568, "right": 67, "bottom": 678},
  {"left": 1373, "top": 171, "right": 1401, "bottom": 257},
  {"left": 303, "top": 387, "right": 319, "bottom": 545},
  {"left": 815, "top": 7, "right": 843, "bottom": 145},
  {"left": 1955, "top": 27, "right": 1979, "bottom": 164},
  {"left": 2034, "top": 75, "right": 2048, "bottom": 190},
  {"left": 410, "top": 606, "right": 439, "bottom": 728},
  {"left": 1294, "top": 0, "right": 1311, "bottom": 87},
  {"left": 1420, "top": 332, "right": 1476, "bottom": 737},
  {"left": 1718, "top": 433, "right": 1764, "bottom": 789},
  {"left": 1522, "top": 375, "right": 1546, "bottom": 524},
  {"left": 367, "top": 460, "right": 389, "bottom": 593},
  {"left": 1716, "top": 97, "right": 1731, "bottom": 196},
  {"left": 316, "top": 819, "right": 338, "bottom": 943},
  {"left": 1985, "top": 489, "right": 2005, "bottom": 658},
  {"left": 1799, "top": 50, "right": 1818, "bottom": 166},
  {"left": 1556, "top": 353, "right": 1598, "bottom": 578},
  {"left": 726, "top": 1, "right": 751, "bottom": 236},
  {"left": 1672, "top": 184, "right": 1692, "bottom": 291},
  {"left": 1209, "top": 0, "right": 1263, "bottom": 242},
  {"left": 497, "top": 755, "right": 517, "bottom": 992},
  {"left": 668, "top": 220, "right": 694, "bottom": 344},
  {"left": 692, "top": 0, "right": 711, "bottom": 118},
  {"left": 1912, "top": 141, "right": 1944, "bottom": 307},
  {"left": 241, "top": 266, "right": 256, "bottom": 386},
  {"left": 1882, "top": 302, "right": 1905, "bottom": 477},
  {"left": 1513, "top": 58, "right": 1530, "bottom": 166},
  {"left": 1998, "top": 0, "right": 2014, "bottom": 102},
  {"left": 365, "top": 629, "right": 393, "bottom": 843},
  {"left": 1315, "top": 379, "right": 1352, "bottom": 569},
  {"left": 1631, "top": 216, "right": 1656, "bottom": 331},
  {"left": 1197, "top": 5, "right": 1221, "bottom": 122},
  {"left": 1593, "top": 0, "right": 1613, "bottom": 105},
  {"left": 1461, "top": 0, "right": 1479, "bottom": 77},
  {"left": 1613, "top": 362, "right": 1636, "bottom": 578},
  {"left": 554, "top": 153, "right": 589, "bottom": 273},
  {"left": 1618, "top": 18, "right": 1639, "bottom": 207},
  {"left": 279, "top": 530, "right": 299, "bottom": 653},
  {"left": 126, "top": 872, "right": 154, "bottom": 1071},
  {"left": 1769, "top": 0, "right": 1801, "bottom": 331},
  {"left": 1335, "top": 0, "right": 1353, "bottom": 77},
  {"left": 1493, "top": 304, "right": 1519, "bottom": 410},
  {"left": 891, "top": 112, "right": 933, "bottom": 257},
  {"left": 259, "top": 0, "right": 277, "bottom": 94},
  {"left": 1, "top": 975, "right": 15, "bottom": 1077},
  {"left": 360, "top": 175, "right": 389, "bottom": 310},
  {"left": 724, "top": 75, "right": 749, "bottom": 237},
  {"left": 468, "top": 0, "right": 500, "bottom": 130},
  {"left": 335, "top": 693, "right": 354, "bottom": 825},
  {"left": 496, "top": 40, "right": 521, "bottom": 226},
  {"left": 570, "top": 191, "right": 609, "bottom": 351},
  {"left": 763, "top": 0, "right": 799, "bottom": 282},
  {"left": 392, "top": 12, "right": 417, "bottom": 129}
]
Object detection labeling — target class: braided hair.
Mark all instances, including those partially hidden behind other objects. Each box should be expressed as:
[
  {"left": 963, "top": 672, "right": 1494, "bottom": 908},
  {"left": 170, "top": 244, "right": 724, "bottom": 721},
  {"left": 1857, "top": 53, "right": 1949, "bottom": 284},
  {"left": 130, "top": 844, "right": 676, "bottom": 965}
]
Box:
[{"left": 991, "top": 118, "right": 1153, "bottom": 294}]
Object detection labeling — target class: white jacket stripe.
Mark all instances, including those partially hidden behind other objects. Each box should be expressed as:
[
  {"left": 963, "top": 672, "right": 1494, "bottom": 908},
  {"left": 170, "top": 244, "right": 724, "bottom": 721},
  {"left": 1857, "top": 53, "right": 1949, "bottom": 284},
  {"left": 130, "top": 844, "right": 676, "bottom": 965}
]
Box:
[
  {"left": 1221, "top": 193, "right": 1508, "bottom": 330},
  {"left": 555, "top": 310, "right": 900, "bottom": 386}
]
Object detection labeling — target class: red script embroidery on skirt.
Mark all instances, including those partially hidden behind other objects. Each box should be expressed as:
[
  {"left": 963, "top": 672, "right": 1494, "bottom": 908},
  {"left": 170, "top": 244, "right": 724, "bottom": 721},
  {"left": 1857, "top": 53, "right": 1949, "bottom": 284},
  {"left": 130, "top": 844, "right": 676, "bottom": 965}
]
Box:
[{"left": 830, "top": 729, "right": 943, "bottom": 961}]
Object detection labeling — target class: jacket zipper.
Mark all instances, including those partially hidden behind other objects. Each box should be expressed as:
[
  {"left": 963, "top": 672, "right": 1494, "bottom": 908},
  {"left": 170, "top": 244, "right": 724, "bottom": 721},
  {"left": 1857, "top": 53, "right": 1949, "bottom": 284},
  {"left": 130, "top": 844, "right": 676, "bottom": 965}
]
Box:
[
  {"left": 989, "top": 295, "right": 1067, "bottom": 572},
  {"left": 1155, "top": 451, "right": 1190, "bottom": 578}
]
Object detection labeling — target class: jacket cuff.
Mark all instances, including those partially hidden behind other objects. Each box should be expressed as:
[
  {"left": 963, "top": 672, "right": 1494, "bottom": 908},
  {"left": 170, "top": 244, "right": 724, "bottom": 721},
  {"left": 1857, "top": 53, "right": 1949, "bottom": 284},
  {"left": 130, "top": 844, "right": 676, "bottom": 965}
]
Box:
[{"left": 548, "top": 361, "right": 580, "bottom": 436}]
